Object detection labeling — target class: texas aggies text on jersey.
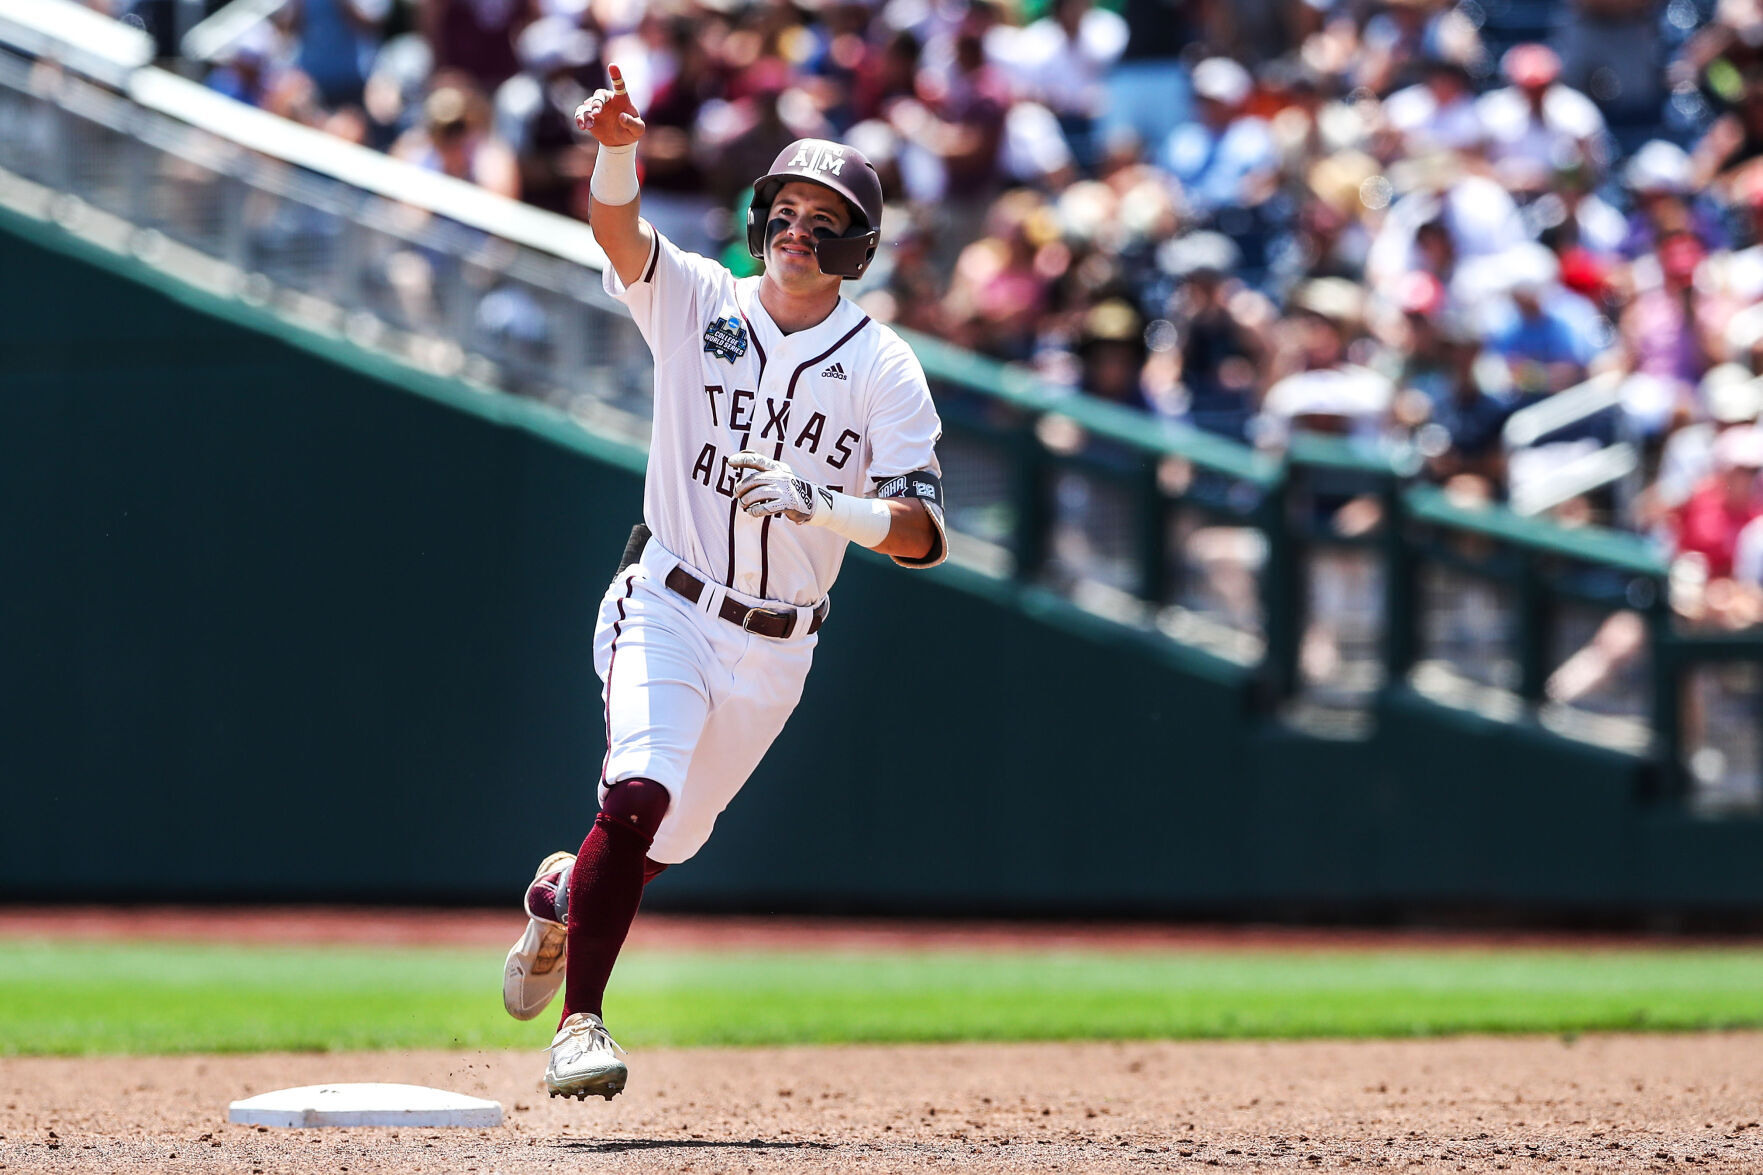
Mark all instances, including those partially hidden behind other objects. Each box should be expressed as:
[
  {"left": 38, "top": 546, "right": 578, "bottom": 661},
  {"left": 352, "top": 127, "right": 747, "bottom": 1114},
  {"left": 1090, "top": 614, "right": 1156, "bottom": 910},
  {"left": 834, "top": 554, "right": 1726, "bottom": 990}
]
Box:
[{"left": 608, "top": 229, "right": 945, "bottom": 608}]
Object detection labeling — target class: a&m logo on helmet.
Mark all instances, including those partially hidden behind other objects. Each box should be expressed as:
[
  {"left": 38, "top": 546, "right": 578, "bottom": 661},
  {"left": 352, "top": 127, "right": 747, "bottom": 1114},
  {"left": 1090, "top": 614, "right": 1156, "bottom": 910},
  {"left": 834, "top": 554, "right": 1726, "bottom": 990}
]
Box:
[
  {"left": 702, "top": 314, "right": 749, "bottom": 363},
  {"left": 788, "top": 142, "right": 846, "bottom": 177}
]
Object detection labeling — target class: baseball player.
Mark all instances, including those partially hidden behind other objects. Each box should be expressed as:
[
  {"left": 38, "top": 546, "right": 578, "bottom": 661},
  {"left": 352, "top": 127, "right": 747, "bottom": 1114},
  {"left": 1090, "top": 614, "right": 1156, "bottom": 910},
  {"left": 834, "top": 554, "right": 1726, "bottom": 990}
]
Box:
[{"left": 500, "top": 64, "right": 947, "bottom": 1101}]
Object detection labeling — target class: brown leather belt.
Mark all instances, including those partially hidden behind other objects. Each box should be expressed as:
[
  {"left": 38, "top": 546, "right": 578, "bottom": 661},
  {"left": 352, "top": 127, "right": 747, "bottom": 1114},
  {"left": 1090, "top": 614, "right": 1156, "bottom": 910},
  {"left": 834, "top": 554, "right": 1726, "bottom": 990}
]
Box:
[{"left": 664, "top": 565, "right": 827, "bottom": 639}]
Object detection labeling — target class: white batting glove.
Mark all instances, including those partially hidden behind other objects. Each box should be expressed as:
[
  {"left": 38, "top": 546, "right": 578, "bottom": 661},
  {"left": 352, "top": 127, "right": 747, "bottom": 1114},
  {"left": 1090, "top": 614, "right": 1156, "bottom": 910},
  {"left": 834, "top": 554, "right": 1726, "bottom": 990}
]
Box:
[
  {"left": 730, "top": 451, "right": 824, "bottom": 524},
  {"left": 729, "top": 451, "right": 895, "bottom": 547}
]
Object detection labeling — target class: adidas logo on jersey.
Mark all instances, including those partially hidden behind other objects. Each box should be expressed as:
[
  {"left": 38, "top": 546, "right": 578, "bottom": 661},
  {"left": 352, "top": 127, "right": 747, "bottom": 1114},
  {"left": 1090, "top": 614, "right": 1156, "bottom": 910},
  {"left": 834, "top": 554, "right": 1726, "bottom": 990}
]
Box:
[{"left": 822, "top": 362, "right": 847, "bottom": 380}]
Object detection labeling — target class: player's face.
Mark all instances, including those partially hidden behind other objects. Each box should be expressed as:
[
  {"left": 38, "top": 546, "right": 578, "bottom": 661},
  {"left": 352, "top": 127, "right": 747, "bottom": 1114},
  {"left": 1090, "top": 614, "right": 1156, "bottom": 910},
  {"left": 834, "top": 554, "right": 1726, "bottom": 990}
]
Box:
[{"left": 765, "top": 181, "right": 853, "bottom": 290}]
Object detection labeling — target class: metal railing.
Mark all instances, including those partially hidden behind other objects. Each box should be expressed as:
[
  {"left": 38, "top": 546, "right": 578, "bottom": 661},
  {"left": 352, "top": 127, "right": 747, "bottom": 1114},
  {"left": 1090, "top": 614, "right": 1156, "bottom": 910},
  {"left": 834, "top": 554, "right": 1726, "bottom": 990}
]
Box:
[
  {"left": 1399, "top": 481, "right": 1664, "bottom": 753},
  {"left": 3, "top": 0, "right": 1758, "bottom": 814},
  {"left": 0, "top": 13, "right": 657, "bottom": 447},
  {"left": 1502, "top": 371, "right": 1640, "bottom": 517}
]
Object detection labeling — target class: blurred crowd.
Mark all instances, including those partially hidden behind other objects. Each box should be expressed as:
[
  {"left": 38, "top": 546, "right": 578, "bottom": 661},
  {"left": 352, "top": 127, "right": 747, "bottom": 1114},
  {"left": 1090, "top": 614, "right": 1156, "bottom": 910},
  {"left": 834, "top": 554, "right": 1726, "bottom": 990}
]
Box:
[{"left": 75, "top": 0, "right": 1763, "bottom": 631}]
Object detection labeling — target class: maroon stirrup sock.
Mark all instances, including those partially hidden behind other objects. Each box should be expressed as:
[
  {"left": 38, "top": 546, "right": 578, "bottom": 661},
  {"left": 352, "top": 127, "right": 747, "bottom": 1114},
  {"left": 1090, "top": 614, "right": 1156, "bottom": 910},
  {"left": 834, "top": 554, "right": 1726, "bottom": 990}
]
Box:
[{"left": 560, "top": 779, "right": 670, "bottom": 1021}]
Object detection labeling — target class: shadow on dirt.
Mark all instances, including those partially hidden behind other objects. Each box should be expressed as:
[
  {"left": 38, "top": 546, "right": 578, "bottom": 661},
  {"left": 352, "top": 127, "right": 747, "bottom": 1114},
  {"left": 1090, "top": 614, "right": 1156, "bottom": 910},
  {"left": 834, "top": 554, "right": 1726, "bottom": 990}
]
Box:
[{"left": 555, "top": 1138, "right": 841, "bottom": 1154}]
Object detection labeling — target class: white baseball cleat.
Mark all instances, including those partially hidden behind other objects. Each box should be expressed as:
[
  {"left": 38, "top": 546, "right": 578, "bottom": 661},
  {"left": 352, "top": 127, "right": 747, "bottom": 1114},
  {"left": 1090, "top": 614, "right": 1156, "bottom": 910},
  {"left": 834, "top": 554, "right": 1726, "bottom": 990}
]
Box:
[
  {"left": 503, "top": 851, "right": 574, "bottom": 1021},
  {"left": 545, "top": 1012, "right": 628, "bottom": 1101}
]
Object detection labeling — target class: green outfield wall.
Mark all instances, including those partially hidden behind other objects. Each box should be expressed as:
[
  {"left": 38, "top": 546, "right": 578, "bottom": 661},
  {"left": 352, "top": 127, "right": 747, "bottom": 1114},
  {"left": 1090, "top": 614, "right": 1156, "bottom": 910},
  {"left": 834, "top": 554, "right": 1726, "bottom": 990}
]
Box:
[{"left": 3, "top": 210, "right": 1759, "bottom": 916}]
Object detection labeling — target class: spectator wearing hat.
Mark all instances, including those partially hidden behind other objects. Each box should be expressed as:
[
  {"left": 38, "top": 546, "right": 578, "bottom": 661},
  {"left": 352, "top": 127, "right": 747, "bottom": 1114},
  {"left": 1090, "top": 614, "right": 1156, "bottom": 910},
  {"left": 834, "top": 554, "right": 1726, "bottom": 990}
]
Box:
[
  {"left": 359, "top": 32, "right": 434, "bottom": 150},
  {"left": 988, "top": 0, "right": 1127, "bottom": 173},
  {"left": 1256, "top": 280, "right": 1394, "bottom": 686},
  {"left": 1710, "top": 168, "right": 1763, "bottom": 363},
  {"left": 1648, "top": 363, "right": 1763, "bottom": 520},
  {"left": 1355, "top": 0, "right": 1483, "bottom": 97},
  {"left": 378, "top": 79, "right": 517, "bottom": 332},
  {"left": 1548, "top": 425, "right": 1763, "bottom": 702},
  {"left": 395, "top": 82, "right": 521, "bottom": 198},
  {"left": 1161, "top": 58, "right": 1278, "bottom": 220},
  {"left": 1482, "top": 242, "right": 1600, "bottom": 401},
  {"left": 1162, "top": 232, "right": 1268, "bottom": 440},
  {"left": 1260, "top": 277, "right": 1394, "bottom": 446},
  {"left": 1727, "top": 454, "right": 1763, "bottom": 600},
  {"left": 1528, "top": 150, "right": 1628, "bottom": 263},
  {"left": 1040, "top": 296, "right": 1158, "bottom": 585},
  {"left": 1075, "top": 298, "right": 1152, "bottom": 407},
  {"left": 1382, "top": 55, "right": 1485, "bottom": 157},
  {"left": 1089, "top": 159, "right": 1183, "bottom": 306},
  {"left": 1672, "top": 423, "right": 1763, "bottom": 581},
  {"left": 1613, "top": 231, "right": 1722, "bottom": 435},
  {"left": 1375, "top": 275, "right": 1511, "bottom": 492},
  {"left": 1266, "top": 151, "right": 1377, "bottom": 297},
  {"left": 1379, "top": 270, "right": 1457, "bottom": 404},
  {"left": 1621, "top": 139, "right": 1727, "bottom": 261},
  {"left": 1417, "top": 331, "right": 1512, "bottom": 491},
  {"left": 1256, "top": 56, "right": 1331, "bottom": 175},
  {"left": 1550, "top": 424, "right": 1763, "bottom": 702},
  {"left": 1367, "top": 156, "right": 1527, "bottom": 301},
  {"left": 1475, "top": 44, "right": 1608, "bottom": 194},
  {"left": 206, "top": 21, "right": 288, "bottom": 109}
]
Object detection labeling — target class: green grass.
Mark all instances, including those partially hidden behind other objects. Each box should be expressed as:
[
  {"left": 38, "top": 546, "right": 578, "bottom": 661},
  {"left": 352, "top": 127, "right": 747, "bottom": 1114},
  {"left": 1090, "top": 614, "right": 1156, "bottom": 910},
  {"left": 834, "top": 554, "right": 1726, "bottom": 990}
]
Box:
[{"left": 3, "top": 939, "right": 1763, "bottom": 1056}]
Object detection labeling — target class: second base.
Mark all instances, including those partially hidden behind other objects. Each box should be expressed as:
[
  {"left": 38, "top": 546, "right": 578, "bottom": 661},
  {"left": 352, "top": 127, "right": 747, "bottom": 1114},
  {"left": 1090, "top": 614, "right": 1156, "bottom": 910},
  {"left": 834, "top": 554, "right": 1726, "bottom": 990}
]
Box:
[{"left": 227, "top": 1083, "right": 503, "bottom": 1128}]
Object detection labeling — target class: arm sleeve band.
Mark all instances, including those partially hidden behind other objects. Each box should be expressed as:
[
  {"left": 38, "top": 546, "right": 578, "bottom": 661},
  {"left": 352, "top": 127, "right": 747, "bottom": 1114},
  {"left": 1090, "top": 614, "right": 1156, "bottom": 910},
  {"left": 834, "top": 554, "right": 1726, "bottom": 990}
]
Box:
[
  {"left": 874, "top": 470, "right": 947, "bottom": 568},
  {"left": 873, "top": 470, "right": 943, "bottom": 509},
  {"left": 806, "top": 487, "right": 894, "bottom": 548},
  {"left": 590, "top": 142, "right": 639, "bottom": 206}
]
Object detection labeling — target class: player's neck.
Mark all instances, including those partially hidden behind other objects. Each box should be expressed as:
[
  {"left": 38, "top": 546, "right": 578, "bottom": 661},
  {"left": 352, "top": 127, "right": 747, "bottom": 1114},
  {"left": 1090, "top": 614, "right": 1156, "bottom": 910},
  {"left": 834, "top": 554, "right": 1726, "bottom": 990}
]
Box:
[{"left": 757, "top": 273, "right": 842, "bottom": 335}]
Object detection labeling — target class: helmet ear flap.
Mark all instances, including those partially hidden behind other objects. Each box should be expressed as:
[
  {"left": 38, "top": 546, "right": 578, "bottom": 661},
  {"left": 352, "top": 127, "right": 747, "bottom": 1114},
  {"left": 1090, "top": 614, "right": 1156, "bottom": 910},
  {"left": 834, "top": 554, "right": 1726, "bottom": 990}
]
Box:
[
  {"left": 811, "top": 227, "right": 881, "bottom": 279},
  {"left": 745, "top": 180, "right": 777, "bottom": 263},
  {"left": 746, "top": 203, "right": 767, "bottom": 262}
]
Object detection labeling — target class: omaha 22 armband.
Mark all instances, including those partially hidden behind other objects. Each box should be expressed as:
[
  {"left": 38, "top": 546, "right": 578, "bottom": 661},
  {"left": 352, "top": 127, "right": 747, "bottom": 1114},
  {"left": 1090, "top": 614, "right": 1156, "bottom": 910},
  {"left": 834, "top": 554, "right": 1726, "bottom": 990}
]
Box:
[{"left": 874, "top": 469, "right": 946, "bottom": 568}]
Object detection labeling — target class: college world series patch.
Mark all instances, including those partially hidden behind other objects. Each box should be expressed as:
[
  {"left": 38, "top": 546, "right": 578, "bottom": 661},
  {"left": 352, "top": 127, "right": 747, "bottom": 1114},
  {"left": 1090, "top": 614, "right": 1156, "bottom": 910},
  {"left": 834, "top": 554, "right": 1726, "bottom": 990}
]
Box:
[{"left": 703, "top": 314, "right": 749, "bottom": 363}]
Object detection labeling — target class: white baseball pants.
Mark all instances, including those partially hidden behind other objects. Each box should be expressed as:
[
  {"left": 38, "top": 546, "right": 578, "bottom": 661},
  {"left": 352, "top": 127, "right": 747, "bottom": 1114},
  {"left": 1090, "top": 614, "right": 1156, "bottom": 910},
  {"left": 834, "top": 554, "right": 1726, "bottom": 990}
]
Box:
[{"left": 593, "top": 538, "right": 819, "bottom": 864}]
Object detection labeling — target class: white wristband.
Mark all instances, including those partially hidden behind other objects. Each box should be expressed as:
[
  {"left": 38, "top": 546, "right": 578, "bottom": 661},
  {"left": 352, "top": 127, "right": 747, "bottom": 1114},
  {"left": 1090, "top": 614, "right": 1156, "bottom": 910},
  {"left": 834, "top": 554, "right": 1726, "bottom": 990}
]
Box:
[
  {"left": 807, "top": 489, "right": 893, "bottom": 548},
  {"left": 590, "top": 143, "right": 638, "bottom": 206}
]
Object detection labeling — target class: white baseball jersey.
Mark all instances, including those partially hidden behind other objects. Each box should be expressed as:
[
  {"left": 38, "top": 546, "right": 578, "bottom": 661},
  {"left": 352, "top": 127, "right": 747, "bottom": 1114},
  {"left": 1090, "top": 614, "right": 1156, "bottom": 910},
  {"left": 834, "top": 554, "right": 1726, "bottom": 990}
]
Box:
[
  {"left": 593, "top": 225, "right": 945, "bottom": 864},
  {"left": 606, "top": 226, "right": 945, "bottom": 607}
]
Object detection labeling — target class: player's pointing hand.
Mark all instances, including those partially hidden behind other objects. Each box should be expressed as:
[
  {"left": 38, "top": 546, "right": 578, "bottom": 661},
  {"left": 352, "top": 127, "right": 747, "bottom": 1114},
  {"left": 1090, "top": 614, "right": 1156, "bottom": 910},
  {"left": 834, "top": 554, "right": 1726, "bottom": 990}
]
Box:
[{"left": 574, "top": 64, "right": 646, "bottom": 147}]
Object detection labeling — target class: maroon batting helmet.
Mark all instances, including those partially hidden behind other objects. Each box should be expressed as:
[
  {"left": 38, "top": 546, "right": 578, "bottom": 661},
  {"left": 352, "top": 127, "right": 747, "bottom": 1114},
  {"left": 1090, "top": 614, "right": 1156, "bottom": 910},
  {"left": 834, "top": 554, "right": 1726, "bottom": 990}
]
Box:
[{"left": 746, "top": 139, "right": 884, "bottom": 279}]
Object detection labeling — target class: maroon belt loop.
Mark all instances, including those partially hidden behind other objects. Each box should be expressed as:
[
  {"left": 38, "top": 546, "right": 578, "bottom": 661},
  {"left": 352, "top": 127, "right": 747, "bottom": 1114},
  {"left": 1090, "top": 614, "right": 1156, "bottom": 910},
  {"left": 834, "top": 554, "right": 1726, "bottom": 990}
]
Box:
[{"left": 664, "top": 565, "right": 826, "bottom": 639}]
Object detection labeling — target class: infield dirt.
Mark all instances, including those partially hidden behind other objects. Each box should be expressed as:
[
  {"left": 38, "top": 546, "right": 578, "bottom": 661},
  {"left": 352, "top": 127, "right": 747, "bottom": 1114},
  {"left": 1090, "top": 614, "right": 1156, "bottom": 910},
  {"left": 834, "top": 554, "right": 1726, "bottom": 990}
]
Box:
[
  {"left": 5, "top": 910, "right": 1763, "bottom": 1173},
  {"left": 6, "top": 1032, "right": 1763, "bottom": 1172}
]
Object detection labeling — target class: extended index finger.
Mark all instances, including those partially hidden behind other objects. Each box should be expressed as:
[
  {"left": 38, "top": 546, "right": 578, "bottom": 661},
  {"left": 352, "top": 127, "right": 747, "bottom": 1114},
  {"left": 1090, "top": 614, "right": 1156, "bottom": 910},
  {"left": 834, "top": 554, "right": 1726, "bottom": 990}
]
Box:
[{"left": 608, "top": 63, "right": 627, "bottom": 95}]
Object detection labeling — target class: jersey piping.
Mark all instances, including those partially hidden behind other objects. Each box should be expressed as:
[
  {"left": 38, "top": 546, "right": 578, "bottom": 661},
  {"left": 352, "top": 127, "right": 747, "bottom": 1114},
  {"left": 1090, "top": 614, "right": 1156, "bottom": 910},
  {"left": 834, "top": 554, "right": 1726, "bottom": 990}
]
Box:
[
  {"left": 726, "top": 331, "right": 769, "bottom": 588},
  {"left": 600, "top": 576, "right": 637, "bottom": 784},
  {"left": 758, "top": 314, "right": 871, "bottom": 599}
]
